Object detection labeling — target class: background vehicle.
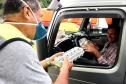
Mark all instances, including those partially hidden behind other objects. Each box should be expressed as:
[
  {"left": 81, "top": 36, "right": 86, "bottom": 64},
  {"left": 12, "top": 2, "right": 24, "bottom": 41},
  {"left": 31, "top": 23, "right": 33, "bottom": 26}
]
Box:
[
  {"left": 42, "top": 9, "right": 112, "bottom": 29},
  {"left": 41, "top": 8, "right": 54, "bottom": 28},
  {"left": 37, "top": 0, "right": 126, "bottom": 84}
]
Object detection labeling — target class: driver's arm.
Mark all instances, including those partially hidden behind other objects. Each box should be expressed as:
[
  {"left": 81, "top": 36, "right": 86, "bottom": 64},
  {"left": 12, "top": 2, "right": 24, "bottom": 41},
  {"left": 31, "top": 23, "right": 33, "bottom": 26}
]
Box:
[
  {"left": 97, "top": 47, "right": 117, "bottom": 65},
  {"left": 82, "top": 44, "right": 102, "bottom": 58}
]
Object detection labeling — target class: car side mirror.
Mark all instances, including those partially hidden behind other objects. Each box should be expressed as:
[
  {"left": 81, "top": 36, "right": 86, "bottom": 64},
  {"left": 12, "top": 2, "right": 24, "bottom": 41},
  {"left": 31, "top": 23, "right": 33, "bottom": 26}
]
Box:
[{"left": 47, "top": 0, "right": 62, "bottom": 10}]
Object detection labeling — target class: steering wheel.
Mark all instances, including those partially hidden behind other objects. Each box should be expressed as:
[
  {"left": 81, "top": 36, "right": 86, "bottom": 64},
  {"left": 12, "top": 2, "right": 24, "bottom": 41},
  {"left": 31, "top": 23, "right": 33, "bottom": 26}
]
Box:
[
  {"left": 53, "top": 46, "right": 63, "bottom": 54},
  {"left": 74, "top": 36, "right": 88, "bottom": 47}
]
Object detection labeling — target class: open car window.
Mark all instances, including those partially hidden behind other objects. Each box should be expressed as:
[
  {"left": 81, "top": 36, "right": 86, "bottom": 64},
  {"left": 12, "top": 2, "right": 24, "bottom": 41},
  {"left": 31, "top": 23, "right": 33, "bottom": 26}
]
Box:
[
  {"left": 55, "top": 18, "right": 83, "bottom": 45},
  {"left": 53, "top": 17, "right": 122, "bottom": 68},
  {"left": 54, "top": 18, "right": 112, "bottom": 46}
]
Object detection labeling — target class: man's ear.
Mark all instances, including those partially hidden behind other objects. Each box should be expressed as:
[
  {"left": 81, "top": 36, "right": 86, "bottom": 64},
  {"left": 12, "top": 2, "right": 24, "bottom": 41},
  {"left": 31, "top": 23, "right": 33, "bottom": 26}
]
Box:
[{"left": 23, "top": 6, "right": 32, "bottom": 19}]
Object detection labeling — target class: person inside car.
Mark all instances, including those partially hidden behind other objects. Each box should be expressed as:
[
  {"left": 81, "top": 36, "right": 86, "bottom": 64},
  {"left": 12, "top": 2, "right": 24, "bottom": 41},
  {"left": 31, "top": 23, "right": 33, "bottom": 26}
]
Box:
[{"left": 82, "top": 24, "right": 120, "bottom": 66}]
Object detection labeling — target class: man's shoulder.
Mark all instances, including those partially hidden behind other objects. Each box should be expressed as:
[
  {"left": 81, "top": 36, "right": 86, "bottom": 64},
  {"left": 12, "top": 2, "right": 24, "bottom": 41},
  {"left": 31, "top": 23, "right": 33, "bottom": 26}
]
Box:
[
  {"left": 0, "top": 40, "right": 51, "bottom": 84},
  {"left": 105, "top": 41, "right": 118, "bottom": 46},
  {"left": 0, "top": 40, "right": 34, "bottom": 55},
  {"left": 110, "top": 41, "right": 118, "bottom": 47},
  {"left": 7, "top": 40, "right": 33, "bottom": 50}
]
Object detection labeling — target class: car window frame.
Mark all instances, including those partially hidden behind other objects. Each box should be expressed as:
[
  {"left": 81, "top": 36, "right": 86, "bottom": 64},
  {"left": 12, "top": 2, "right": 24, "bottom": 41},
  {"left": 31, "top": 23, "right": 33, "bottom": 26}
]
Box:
[{"left": 47, "top": 8, "right": 125, "bottom": 69}]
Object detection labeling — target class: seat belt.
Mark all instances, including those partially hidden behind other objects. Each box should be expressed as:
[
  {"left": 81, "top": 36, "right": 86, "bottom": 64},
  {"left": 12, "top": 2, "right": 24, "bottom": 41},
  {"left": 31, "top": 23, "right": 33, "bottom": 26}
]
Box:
[{"left": 0, "top": 38, "right": 32, "bottom": 50}]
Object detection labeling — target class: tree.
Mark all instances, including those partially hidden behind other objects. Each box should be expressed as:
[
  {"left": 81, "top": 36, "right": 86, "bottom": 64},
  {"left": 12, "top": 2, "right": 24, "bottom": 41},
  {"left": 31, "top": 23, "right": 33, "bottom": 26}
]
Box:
[
  {"left": 39, "top": 0, "right": 52, "bottom": 8},
  {"left": 0, "top": 0, "right": 4, "bottom": 4},
  {"left": 0, "top": 0, "right": 4, "bottom": 16},
  {"left": 47, "top": 0, "right": 52, "bottom": 4}
]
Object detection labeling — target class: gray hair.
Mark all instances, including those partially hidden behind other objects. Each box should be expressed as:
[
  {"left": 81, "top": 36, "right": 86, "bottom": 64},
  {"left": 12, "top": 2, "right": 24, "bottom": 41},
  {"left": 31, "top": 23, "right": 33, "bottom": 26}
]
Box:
[{"left": 2, "top": 0, "right": 40, "bottom": 17}]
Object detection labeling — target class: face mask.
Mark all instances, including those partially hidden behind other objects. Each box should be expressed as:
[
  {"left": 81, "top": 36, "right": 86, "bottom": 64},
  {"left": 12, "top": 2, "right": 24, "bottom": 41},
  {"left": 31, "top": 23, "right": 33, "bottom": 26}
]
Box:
[
  {"left": 3, "top": 0, "right": 47, "bottom": 40},
  {"left": 34, "top": 22, "right": 47, "bottom": 40}
]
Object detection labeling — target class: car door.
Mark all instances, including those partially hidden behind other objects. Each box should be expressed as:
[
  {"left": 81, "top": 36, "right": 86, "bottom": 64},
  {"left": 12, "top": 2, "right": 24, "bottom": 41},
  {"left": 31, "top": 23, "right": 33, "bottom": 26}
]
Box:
[{"left": 37, "top": 6, "right": 126, "bottom": 84}]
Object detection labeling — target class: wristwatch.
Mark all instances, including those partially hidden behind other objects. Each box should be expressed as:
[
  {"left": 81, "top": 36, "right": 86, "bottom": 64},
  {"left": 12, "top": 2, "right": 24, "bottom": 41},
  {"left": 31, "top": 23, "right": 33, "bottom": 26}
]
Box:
[{"left": 45, "top": 58, "right": 51, "bottom": 67}]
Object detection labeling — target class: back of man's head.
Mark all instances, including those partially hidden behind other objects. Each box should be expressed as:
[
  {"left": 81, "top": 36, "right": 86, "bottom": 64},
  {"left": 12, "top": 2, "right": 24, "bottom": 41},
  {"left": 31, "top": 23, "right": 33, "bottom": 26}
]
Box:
[{"left": 2, "top": 0, "right": 40, "bottom": 17}]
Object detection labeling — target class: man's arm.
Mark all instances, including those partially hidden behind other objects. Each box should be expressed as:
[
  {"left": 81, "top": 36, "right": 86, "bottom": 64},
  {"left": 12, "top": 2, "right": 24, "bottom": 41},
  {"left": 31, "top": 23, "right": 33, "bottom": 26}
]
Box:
[
  {"left": 92, "top": 49, "right": 102, "bottom": 59},
  {"left": 97, "top": 49, "right": 117, "bottom": 65},
  {"left": 52, "top": 57, "right": 73, "bottom": 84},
  {"left": 40, "top": 59, "right": 48, "bottom": 69},
  {"left": 82, "top": 44, "right": 102, "bottom": 59},
  {"left": 40, "top": 53, "right": 73, "bottom": 84},
  {"left": 82, "top": 43, "right": 117, "bottom": 65},
  {"left": 40, "top": 52, "right": 64, "bottom": 69}
]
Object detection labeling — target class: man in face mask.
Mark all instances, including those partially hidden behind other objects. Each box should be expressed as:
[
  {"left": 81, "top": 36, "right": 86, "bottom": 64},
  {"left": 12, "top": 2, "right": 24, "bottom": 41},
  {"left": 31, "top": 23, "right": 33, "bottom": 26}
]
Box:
[{"left": 0, "top": 0, "right": 73, "bottom": 84}]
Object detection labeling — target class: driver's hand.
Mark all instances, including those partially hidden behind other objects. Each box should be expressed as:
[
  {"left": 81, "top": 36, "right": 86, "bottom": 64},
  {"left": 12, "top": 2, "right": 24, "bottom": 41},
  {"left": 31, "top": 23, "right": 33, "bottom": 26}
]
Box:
[
  {"left": 49, "top": 52, "right": 64, "bottom": 66},
  {"left": 89, "top": 41, "right": 95, "bottom": 46},
  {"left": 82, "top": 44, "right": 97, "bottom": 53},
  {"left": 89, "top": 42, "right": 99, "bottom": 50},
  {"left": 60, "top": 56, "right": 73, "bottom": 71}
]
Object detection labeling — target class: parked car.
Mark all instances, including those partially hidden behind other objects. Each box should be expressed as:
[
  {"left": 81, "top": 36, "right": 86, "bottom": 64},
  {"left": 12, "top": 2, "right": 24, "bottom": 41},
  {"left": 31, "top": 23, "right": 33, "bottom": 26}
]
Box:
[{"left": 37, "top": 0, "right": 126, "bottom": 84}]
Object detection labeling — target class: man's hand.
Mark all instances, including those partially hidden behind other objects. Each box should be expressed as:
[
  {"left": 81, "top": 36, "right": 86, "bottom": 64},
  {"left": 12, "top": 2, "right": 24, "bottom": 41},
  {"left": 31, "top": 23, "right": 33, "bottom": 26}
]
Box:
[
  {"left": 89, "top": 42, "right": 99, "bottom": 50},
  {"left": 49, "top": 52, "right": 64, "bottom": 66},
  {"left": 53, "top": 56, "right": 73, "bottom": 84},
  {"left": 60, "top": 57, "right": 73, "bottom": 71},
  {"left": 82, "top": 44, "right": 97, "bottom": 53},
  {"left": 40, "top": 52, "right": 64, "bottom": 69},
  {"left": 50, "top": 53, "right": 73, "bottom": 71},
  {"left": 82, "top": 44, "right": 102, "bottom": 59}
]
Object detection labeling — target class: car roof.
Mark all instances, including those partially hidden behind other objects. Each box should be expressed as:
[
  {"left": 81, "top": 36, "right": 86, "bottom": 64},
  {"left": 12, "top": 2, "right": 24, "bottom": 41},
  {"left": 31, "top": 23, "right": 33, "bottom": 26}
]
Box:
[{"left": 60, "top": 0, "right": 126, "bottom": 8}]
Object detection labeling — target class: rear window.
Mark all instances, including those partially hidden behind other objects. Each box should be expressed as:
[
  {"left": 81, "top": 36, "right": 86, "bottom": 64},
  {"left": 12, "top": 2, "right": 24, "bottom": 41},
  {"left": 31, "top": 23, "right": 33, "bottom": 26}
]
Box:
[{"left": 88, "top": 18, "right": 112, "bottom": 34}]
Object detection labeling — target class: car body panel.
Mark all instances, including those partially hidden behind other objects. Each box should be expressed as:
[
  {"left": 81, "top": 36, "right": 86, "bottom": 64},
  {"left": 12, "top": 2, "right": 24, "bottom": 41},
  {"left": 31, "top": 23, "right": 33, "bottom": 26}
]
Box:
[{"left": 60, "top": 0, "right": 126, "bottom": 8}]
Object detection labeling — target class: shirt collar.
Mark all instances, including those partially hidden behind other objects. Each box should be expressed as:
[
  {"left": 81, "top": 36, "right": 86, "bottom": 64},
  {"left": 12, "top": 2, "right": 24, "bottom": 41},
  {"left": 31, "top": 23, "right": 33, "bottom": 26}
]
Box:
[{"left": 107, "top": 41, "right": 118, "bottom": 47}]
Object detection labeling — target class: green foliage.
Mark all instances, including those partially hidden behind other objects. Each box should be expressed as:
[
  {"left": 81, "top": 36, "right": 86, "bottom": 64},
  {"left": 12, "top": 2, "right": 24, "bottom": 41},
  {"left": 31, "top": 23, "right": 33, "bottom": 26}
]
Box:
[
  {"left": 0, "top": 0, "right": 4, "bottom": 4},
  {"left": 0, "top": 0, "right": 3, "bottom": 16},
  {"left": 0, "top": 9, "right": 2, "bottom": 16},
  {"left": 39, "top": 0, "right": 52, "bottom": 8}
]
